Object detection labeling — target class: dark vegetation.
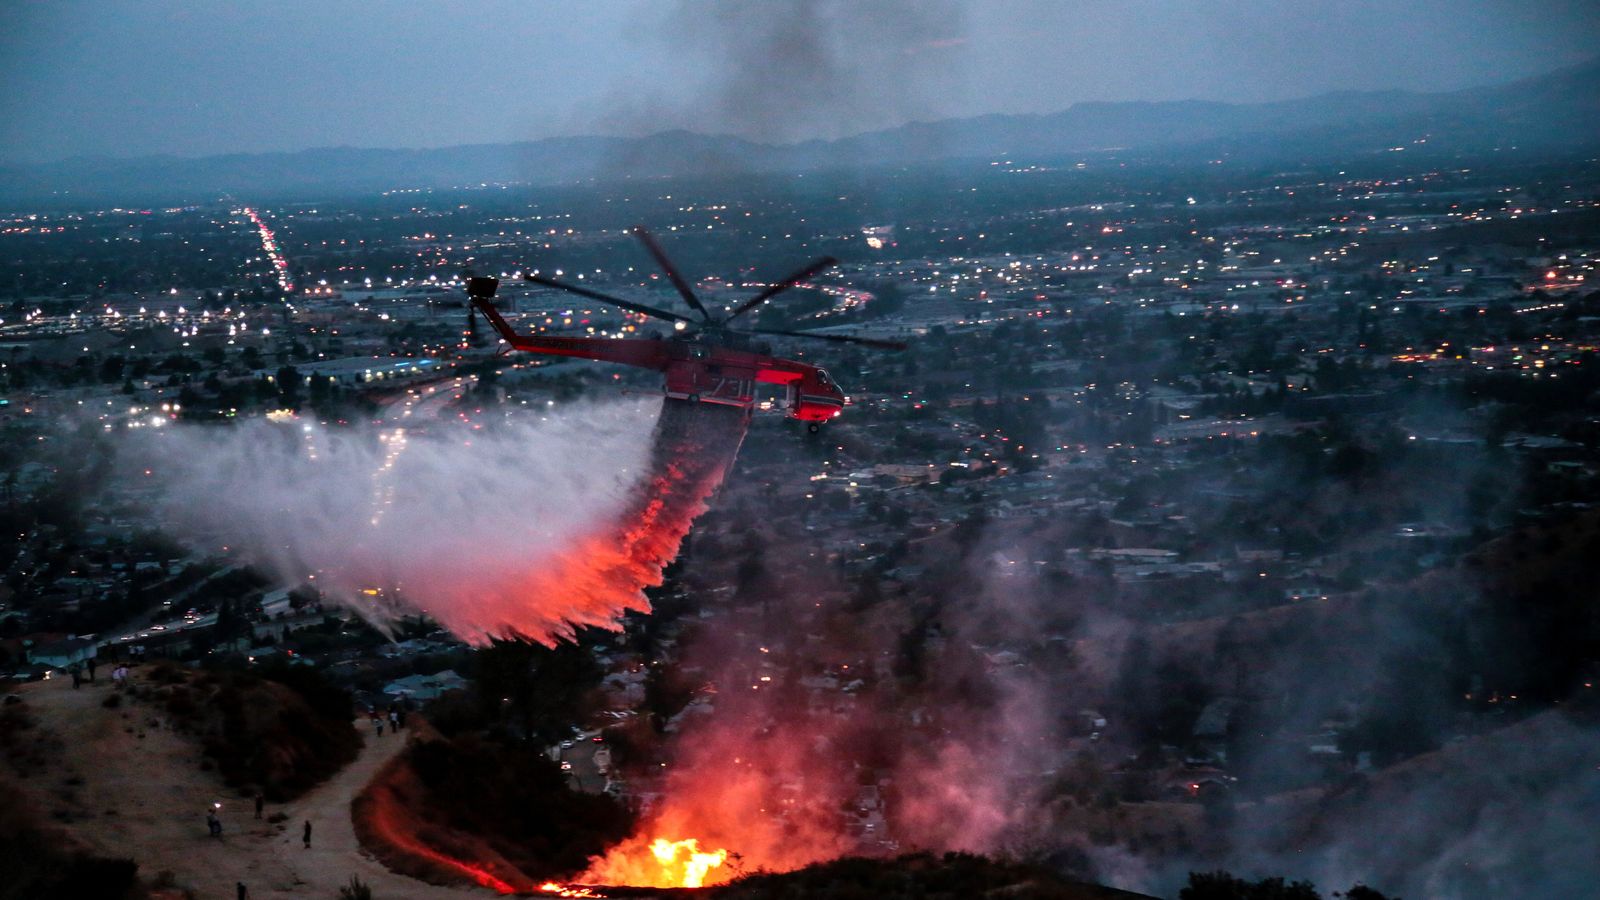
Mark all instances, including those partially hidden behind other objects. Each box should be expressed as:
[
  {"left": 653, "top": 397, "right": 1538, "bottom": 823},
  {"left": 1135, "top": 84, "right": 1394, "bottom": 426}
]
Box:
[
  {"left": 1335, "top": 507, "right": 1600, "bottom": 768},
  {"left": 135, "top": 658, "right": 359, "bottom": 800},
  {"left": 337, "top": 875, "right": 373, "bottom": 900},
  {"left": 714, "top": 852, "right": 1150, "bottom": 899},
  {"left": 1180, "top": 870, "right": 1394, "bottom": 900},
  {"left": 1457, "top": 507, "right": 1600, "bottom": 702},
  {"left": 406, "top": 734, "right": 631, "bottom": 879},
  {"left": 352, "top": 723, "right": 634, "bottom": 889},
  {"left": 0, "top": 777, "right": 143, "bottom": 900},
  {"left": 440, "top": 638, "right": 605, "bottom": 743},
  {"left": 352, "top": 637, "right": 634, "bottom": 885}
]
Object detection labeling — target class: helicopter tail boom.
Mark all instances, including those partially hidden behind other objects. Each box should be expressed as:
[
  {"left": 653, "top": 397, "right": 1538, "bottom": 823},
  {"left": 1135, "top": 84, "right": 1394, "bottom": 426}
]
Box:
[{"left": 466, "top": 276, "right": 674, "bottom": 371}]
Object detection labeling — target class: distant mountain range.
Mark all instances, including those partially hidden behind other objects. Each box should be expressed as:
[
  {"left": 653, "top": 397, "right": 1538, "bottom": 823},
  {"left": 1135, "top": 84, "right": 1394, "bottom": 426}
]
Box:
[{"left": 4, "top": 57, "right": 1597, "bottom": 204}]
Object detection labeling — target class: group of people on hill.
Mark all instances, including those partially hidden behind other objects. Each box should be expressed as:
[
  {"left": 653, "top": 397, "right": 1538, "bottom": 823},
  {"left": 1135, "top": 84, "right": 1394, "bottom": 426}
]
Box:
[
  {"left": 204, "top": 799, "right": 312, "bottom": 846},
  {"left": 58, "top": 650, "right": 372, "bottom": 896},
  {"left": 207, "top": 797, "right": 314, "bottom": 900},
  {"left": 370, "top": 705, "right": 404, "bottom": 736},
  {"left": 65, "top": 655, "right": 134, "bottom": 689},
  {"left": 67, "top": 657, "right": 95, "bottom": 688},
  {"left": 219, "top": 810, "right": 312, "bottom": 900}
]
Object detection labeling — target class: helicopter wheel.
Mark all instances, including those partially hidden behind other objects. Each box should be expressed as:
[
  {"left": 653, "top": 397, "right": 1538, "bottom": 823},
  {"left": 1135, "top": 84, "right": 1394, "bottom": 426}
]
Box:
[
  {"left": 807, "top": 422, "right": 821, "bottom": 433},
  {"left": 687, "top": 393, "right": 701, "bottom": 403}
]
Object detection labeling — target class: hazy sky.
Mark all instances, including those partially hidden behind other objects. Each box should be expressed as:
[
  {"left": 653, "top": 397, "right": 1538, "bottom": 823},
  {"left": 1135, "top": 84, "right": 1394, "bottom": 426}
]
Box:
[{"left": 1, "top": 0, "right": 1595, "bottom": 164}]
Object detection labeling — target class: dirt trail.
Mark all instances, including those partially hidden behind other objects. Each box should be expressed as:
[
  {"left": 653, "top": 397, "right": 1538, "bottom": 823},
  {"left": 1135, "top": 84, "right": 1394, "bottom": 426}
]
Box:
[{"left": 11, "top": 672, "right": 496, "bottom": 898}]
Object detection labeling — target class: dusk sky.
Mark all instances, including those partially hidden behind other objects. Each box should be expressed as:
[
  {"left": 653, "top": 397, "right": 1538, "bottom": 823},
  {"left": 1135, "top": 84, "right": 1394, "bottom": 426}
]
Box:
[{"left": 2, "top": 0, "right": 1596, "bottom": 164}]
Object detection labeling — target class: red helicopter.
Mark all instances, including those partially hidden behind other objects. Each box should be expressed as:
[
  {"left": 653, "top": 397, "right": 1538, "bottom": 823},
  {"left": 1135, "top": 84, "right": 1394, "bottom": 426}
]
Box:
[{"left": 465, "top": 226, "right": 903, "bottom": 430}]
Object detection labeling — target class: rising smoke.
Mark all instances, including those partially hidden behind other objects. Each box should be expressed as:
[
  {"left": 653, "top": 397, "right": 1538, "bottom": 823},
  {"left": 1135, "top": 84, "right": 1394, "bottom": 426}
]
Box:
[
  {"left": 664, "top": 0, "right": 968, "bottom": 144},
  {"left": 574, "top": 499, "right": 1092, "bottom": 887},
  {"left": 589, "top": 0, "right": 968, "bottom": 155},
  {"left": 567, "top": 383, "right": 1600, "bottom": 898},
  {"left": 121, "top": 383, "right": 1600, "bottom": 896}
]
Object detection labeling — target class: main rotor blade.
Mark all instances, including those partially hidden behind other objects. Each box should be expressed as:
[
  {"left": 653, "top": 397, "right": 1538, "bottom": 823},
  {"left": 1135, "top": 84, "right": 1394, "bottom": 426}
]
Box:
[
  {"left": 722, "top": 256, "right": 839, "bottom": 324},
  {"left": 745, "top": 327, "right": 906, "bottom": 351},
  {"left": 523, "top": 273, "right": 695, "bottom": 324},
  {"left": 631, "top": 226, "right": 712, "bottom": 322}
]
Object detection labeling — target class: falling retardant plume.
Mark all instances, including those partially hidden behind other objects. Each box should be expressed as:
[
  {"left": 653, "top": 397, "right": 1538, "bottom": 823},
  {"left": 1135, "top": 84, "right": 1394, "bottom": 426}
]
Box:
[{"left": 124, "top": 398, "right": 749, "bottom": 646}]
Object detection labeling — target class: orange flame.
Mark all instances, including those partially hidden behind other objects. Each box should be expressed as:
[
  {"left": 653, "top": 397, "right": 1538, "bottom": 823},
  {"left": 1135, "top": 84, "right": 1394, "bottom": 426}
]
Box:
[
  {"left": 580, "top": 835, "right": 731, "bottom": 889},
  {"left": 652, "top": 838, "right": 729, "bottom": 888}
]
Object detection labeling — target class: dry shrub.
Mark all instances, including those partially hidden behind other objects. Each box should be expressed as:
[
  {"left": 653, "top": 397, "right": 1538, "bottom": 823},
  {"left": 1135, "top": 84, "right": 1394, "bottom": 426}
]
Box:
[
  {"left": 351, "top": 730, "right": 631, "bottom": 888},
  {"left": 160, "top": 664, "right": 359, "bottom": 801}
]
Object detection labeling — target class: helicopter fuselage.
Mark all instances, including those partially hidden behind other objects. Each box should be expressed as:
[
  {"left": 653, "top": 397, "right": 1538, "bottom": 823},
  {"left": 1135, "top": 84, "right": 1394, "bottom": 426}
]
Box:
[{"left": 471, "top": 296, "right": 847, "bottom": 424}]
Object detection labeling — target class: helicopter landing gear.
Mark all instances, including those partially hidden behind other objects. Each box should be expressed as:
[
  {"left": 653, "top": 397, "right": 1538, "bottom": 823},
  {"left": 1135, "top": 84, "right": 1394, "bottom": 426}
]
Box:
[
  {"left": 687, "top": 393, "right": 701, "bottom": 403},
  {"left": 807, "top": 422, "right": 821, "bottom": 434}
]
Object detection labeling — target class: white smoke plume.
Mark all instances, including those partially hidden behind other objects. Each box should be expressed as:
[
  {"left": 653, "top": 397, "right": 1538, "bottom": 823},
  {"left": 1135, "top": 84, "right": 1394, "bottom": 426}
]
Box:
[{"left": 124, "top": 399, "right": 663, "bottom": 644}]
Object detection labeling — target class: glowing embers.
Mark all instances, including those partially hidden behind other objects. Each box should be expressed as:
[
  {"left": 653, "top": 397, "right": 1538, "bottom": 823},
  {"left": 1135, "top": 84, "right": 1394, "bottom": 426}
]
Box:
[
  {"left": 540, "top": 883, "right": 606, "bottom": 898},
  {"left": 578, "top": 835, "right": 731, "bottom": 889}
]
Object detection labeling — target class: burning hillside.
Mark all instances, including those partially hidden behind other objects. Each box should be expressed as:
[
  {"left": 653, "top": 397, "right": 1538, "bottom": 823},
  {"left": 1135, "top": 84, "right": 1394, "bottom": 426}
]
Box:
[{"left": 141, "top": 396, "right": 1083, "bottom": 892}]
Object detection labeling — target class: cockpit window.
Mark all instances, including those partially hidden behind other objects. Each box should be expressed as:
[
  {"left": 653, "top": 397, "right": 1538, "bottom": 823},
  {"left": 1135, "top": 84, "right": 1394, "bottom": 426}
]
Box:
[{"left": 816, "top": 369, "right": 835, "bottom": 390}]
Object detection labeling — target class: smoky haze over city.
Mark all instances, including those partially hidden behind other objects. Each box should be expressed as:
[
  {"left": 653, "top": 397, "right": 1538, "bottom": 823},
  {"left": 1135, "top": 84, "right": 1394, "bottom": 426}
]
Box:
[{"left": 1, "top": 3, "right": 1599, "bottom": 900}]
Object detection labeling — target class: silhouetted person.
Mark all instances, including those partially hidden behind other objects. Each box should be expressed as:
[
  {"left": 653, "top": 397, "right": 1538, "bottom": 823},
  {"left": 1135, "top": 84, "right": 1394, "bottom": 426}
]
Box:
[
  {"left": 207, "top": 809, "right": 221, "bottom": 837},
  {"left": 303, "top": 819, "right": 312, "bottom": 849},
  {"left": 237, "top": 881, "right": 247, "bottom": 900},
  {"left": 86, "top": 658, "right": 97, "bottom": 682},
  {"left": 70, "top": 666, "right": 82, "bottom": 689},
  {"left": 254, "top": 792, "right": 264, "bottom": 819}
]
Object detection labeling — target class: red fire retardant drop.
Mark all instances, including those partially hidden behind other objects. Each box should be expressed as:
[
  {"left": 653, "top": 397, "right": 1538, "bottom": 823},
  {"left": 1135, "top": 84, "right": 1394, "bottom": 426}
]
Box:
[{"left": 426, "top": 400, "right": 749, "bottom": 644}]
